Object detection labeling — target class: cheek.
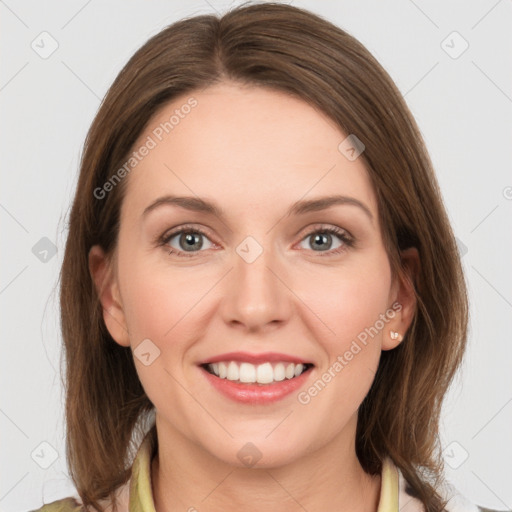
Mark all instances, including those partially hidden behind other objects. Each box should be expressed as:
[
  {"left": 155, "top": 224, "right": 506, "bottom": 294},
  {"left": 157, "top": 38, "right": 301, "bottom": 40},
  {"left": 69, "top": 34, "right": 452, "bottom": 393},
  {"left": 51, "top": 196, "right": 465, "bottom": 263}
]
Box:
[
  {"left": 118, "top": 244, "right": 217, "bottom": 356},
  {"left": 298, "top": 252, "right": 392, "bottom": 356},
  {"left": 294, "top": 256, "right": 392, "bottom": 416},
  {"left": 117, "top": 253, "right": 209, "bottom": 395}
]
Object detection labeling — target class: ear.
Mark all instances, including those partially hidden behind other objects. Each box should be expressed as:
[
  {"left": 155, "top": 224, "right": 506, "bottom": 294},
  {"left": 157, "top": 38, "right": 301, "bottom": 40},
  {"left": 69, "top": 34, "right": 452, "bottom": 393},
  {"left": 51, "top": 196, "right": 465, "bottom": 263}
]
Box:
[
  {"left": 382, "top": 247, "right": 420, "bottom": 351},
  {"left": 88, "top": 245, "right": 130, "bottom": 347}
]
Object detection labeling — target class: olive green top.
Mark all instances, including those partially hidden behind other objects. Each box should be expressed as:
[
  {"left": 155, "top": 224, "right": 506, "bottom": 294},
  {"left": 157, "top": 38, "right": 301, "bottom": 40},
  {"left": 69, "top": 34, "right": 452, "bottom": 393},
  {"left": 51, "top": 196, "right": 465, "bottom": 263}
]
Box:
[{"left": 29, "top": 431, "right": 506, "bottom": 512}]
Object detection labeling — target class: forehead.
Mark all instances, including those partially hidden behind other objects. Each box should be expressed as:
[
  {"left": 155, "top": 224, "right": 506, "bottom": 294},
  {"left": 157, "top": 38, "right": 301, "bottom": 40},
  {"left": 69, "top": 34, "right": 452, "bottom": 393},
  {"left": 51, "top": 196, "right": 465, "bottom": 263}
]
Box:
[{"left": 121, "top": 82, "right": 377, "bottom": 222}]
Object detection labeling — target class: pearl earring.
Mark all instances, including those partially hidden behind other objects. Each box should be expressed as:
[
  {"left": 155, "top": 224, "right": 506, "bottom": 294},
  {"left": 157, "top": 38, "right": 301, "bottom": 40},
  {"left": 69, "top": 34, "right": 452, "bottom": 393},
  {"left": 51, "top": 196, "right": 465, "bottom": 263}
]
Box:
[{"left": 390, "top": 331, "right": 403, "bottom": 342}]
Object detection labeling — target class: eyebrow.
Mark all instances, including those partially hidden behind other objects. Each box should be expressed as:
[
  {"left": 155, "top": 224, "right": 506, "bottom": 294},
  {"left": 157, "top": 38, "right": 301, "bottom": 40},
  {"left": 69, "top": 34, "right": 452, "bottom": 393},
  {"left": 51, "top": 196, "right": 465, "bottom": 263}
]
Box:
[{"left": 142, "top": 194, "right": 373, "bottom": 223}]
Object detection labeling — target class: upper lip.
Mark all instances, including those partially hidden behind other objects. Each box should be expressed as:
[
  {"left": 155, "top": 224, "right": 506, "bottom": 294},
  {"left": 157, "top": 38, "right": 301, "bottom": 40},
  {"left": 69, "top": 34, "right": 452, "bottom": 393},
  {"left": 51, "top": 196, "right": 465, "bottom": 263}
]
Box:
[{"left": 198, "top": 351, "right": 313, "bottom": 366}]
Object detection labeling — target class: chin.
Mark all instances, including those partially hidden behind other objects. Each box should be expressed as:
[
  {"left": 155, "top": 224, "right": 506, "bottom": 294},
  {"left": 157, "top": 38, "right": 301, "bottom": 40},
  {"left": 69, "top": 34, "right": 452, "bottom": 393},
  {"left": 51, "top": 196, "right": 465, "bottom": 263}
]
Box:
[{"left": 209, "top": 437, "right": 306, "bottom": 470}]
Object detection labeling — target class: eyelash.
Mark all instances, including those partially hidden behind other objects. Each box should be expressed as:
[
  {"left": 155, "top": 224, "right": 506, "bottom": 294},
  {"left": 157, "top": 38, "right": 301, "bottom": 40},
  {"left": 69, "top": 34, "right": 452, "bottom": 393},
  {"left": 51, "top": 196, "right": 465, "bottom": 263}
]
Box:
[{"left": 158, "top": 223, "right": 355, "bottom": 259}]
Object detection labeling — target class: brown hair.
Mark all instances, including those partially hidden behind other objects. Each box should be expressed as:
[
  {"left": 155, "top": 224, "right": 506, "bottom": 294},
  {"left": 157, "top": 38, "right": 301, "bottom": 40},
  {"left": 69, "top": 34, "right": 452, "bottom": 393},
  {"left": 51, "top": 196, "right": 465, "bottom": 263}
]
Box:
[{"left": 59, "top": 2, "right": 468, "bottom": 511}]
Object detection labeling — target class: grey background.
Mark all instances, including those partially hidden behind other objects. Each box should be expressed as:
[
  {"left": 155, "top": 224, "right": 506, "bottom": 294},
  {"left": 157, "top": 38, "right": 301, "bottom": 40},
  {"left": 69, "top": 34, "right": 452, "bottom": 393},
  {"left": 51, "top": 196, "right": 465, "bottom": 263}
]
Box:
[{"left": 1, "top": 1, "right": 511, "bottom": 511}]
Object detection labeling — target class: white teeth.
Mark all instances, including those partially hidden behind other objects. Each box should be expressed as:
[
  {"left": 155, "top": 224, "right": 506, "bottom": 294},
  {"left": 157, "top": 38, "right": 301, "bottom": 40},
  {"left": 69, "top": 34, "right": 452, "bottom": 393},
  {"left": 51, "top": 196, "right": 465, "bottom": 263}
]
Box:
[
  {"left": 206, "top": 361, "right": 309, "bottom": 384},
  {"left": 218, "top": 362, "right": 227, "bottom": 379},
  {"left": 256, "top": 362, "right": 274, "bottom": 384},
  {"left": 239, "top": 362, "right": 256, "bottom": 383},
  {"left": 274, "top": 363, "right": 286, "bottom": 381},
  {"left": 227, "top": 361, "right": 239, "bottom": 380}
]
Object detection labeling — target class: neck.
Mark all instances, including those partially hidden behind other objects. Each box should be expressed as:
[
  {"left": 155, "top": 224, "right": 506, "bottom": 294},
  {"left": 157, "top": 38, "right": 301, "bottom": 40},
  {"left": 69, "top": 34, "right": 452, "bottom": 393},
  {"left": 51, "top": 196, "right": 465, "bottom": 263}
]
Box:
[{"left": 150, "top": 416, "right": 381, "bottom": 512}]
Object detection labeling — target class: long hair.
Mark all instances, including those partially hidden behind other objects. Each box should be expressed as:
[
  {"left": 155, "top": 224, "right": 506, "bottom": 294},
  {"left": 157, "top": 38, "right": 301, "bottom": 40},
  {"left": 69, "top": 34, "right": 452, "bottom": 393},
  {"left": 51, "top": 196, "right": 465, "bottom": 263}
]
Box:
[{"left": 59, "top": 3, "right": 468, "bottom": 511}]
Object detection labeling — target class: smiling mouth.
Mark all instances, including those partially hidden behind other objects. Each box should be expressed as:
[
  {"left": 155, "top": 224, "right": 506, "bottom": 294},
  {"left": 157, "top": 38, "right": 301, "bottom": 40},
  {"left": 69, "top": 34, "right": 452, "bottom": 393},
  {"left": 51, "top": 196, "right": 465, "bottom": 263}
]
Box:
[{"left": 200, "top": 361, "right": 314, "bottom": 385}]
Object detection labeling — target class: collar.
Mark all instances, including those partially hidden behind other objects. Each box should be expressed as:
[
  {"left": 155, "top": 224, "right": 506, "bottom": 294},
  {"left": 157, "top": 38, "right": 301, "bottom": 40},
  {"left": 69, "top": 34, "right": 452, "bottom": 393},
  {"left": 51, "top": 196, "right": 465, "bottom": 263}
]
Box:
[{"left": 129, "top": 431, "right": 406, "bottom": 512}]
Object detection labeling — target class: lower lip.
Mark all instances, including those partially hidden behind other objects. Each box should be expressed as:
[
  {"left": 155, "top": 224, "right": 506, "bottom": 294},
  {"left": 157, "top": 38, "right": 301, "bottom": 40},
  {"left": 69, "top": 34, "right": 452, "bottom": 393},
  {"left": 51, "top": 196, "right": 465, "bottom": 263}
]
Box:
[{"left": 199, "top": 365, "right": 314, "bottom": 404}]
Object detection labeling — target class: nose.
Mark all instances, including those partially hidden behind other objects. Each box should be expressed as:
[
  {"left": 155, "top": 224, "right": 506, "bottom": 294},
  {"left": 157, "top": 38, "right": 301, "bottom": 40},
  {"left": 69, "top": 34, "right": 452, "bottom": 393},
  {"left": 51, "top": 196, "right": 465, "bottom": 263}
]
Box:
[{"left": 219, "top": 240, "right": 292, "bottom": 333}]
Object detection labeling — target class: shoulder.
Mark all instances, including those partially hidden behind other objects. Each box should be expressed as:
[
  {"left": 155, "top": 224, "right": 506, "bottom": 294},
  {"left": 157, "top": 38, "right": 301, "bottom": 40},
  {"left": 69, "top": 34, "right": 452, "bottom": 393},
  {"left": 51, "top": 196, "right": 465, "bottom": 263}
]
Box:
[
  {"left": 436, "top": 480, "right": 511, "bottom": 512},
  {"left": 27, "top": 497, "right": 84, "bottom": 512},
  {"left": 397, "top": 467, "right": 511, "bottom": 512},
  {"left": 27, "top": 481, "right": 130, "bottom": 512}
]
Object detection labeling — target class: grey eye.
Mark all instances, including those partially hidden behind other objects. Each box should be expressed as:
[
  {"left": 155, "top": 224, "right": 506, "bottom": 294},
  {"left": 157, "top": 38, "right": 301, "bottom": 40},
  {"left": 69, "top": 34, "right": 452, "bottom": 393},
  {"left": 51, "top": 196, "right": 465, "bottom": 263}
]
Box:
[{"left": 166, "top": 231, "right": 214, "bottom": 252}]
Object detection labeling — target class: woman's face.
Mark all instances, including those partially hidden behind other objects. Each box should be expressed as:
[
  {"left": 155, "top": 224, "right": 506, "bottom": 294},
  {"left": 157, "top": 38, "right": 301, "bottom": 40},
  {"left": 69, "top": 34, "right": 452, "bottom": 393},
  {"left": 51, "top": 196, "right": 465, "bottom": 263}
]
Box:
[{"left": 90, "top": 82, "right": 415, "bottom": 468}]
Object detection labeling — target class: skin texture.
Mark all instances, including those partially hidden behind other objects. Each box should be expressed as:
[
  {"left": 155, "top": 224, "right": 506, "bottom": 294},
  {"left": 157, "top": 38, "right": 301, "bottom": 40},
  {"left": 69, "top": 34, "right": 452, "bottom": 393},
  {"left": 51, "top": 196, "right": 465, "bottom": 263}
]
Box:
[{"left": 89, "top": 82, "right": 419, "bottom": 512}]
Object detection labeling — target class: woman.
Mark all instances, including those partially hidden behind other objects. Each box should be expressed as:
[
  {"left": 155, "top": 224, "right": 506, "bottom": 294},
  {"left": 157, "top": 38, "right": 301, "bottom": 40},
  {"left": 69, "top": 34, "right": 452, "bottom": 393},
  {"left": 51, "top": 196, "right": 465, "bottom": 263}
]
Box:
[{"left": 30, "top": 3, "right": 508, "bottom": 512}]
